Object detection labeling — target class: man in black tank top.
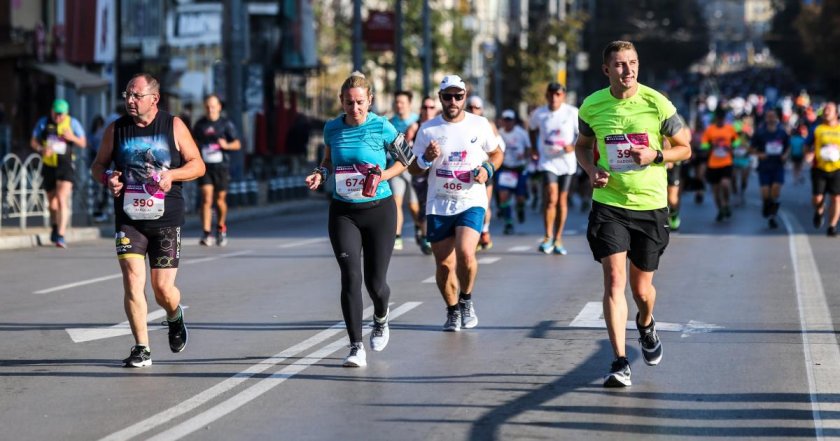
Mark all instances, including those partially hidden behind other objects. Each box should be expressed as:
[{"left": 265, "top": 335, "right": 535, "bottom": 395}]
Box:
[{"left": 91, "top": 73, "right": 206, "bottom": 368}]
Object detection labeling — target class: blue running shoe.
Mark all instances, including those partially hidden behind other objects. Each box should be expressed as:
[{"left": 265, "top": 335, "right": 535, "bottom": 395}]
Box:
[{"left": 538, "top": 238, "right": 554, "bottom": 254}]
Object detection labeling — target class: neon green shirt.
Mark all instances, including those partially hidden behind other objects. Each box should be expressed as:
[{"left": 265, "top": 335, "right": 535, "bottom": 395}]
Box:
[{"left": 579, "top": 84, "right": 677, "bottom": 210}]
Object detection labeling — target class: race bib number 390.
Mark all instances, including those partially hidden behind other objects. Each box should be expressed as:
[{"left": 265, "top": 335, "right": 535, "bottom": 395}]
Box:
[
  {"left": 604, "top": 133, "right": 649, "bottom": 172},
  {"left": 123, "top": 183, "right": 165, "bottom": 220}
]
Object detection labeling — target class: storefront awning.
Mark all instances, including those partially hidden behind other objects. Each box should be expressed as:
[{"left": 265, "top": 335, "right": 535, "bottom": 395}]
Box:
[{"left": 30, "top": 62, "right": 110, "bottom": 92}]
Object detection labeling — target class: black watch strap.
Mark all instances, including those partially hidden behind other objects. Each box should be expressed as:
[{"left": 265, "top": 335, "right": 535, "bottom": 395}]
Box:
[{"left": 654, "top": 149, "right": 664, "bottom": 164}]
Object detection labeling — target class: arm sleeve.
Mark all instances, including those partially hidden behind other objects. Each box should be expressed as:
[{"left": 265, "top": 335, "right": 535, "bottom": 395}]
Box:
[
  {"left": 660, "top": 113, "right": 686, "bottom": 137},
  {"left": 578, "top": 117, "right": 595, "bottom": 137}
]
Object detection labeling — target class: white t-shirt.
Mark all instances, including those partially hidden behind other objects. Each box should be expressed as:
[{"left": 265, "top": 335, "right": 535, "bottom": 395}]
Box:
[
  {"left": 528, "top": 103, "right": 579, "bottom": 175},
  {"left": 499, "top": 125, "right": 531, "bottom": 168},
  {"left": 413, "top": 113, "right": 499, "bottom": 216}
]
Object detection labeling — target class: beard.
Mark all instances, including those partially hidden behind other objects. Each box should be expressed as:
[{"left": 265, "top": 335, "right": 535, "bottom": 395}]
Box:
[{"left": 443, "top": 105, "right": 463, "bottom": 121}]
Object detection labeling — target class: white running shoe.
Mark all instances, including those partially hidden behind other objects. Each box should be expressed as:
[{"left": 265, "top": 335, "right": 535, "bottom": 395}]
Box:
[
  {"left": 343, "top": 343, "right": 367, "bottom": 367},
  {"left": 459, "top": 300, "right": 478, "bottom": 329},
  {"left": 370, "top": 316, "right": 390, "bottom": 352}
]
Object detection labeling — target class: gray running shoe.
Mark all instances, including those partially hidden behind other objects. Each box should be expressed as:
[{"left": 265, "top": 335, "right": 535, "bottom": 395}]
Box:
[
  {"left": 443, "top": 308, "right": 461, "bottom": 332},
  {"left": 603, "top": 357, "right": 631, "bottom": 387},
  {"left": 459, "top": 300, "right": 478, "bottom": 329}
]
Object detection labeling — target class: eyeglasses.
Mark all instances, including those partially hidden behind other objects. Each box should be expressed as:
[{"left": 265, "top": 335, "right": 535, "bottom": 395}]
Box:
[
  {"left": 122, "top": 91, "right": 155, "bottom": 101},
  {"left": 422, "top": 105, "right": 436, "bottom": 109},
  {"left": 440, "top": 93, "right": 465, "bottom": 102}
]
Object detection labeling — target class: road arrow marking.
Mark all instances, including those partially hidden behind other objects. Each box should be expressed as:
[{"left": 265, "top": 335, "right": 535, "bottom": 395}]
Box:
[
  {"left": 569, "top": 301, "right": 722, "bottom": 337},
  {"left": 277, "top": 238, "right": 328, "bottom": 248},
  {"left": 477, "top": 256, "right": 501, "bottom": 264},
  {"left": 66, "top": 306, "right": 189, "bottom": 343},
  {"left": 507, "top": 246, "right": 531, "bottom": 252}
]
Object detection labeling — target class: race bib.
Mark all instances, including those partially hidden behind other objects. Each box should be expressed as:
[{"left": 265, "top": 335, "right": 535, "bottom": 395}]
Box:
[
  {"left": 123, "top": 178, "right": 165, "bottom": 220},
  {"left": 435, "top": 168, "right": 474, "bottom": 199},
  {"left": 47, "top": 135, "right": 67, "bottom": 155},
  {"left": 733, "top": 147, "right": 748, "bottom": 157},
  {"left": 820, "top": 144, "right": 840, "bottom": 163},
  {"left": 765, "top": 140, "right": 783, "bottom": 155},
  {"left": 201, "top": 143, "right": 224, "bottom": 164},
  {"left": 604, "top": 133, "right": 649, "bottom": 172},
  {"left": 335, "top": 164, "right": 374, "bottom": 200},
  {"left": 497, "top": 170, "right": 519, "bottom": 188}
]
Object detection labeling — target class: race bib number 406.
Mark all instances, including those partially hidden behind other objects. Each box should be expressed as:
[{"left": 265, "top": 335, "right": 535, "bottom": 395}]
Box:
[
  {"left": 435, "top": 168, "right": 473, "bottom": 199},
  {"left": 604, "top": 133, "right": 649, "bottom": 172}
]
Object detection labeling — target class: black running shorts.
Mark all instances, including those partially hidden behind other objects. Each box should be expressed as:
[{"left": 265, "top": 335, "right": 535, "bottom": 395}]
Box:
[
  {"left": 811, "top": 168, "right": 840, "bottom": 196},
  {"left": 198, "top": 163, "right": 230, "bottom": 191},
  {"left": 586, "top": 201, "right": 670, "bottom": 272},
  {"left": 115, "top": 224, "right": 182, "bottom": 269},
  {"left": 705, "top": 166, "right": 733, "bottom": 185}
]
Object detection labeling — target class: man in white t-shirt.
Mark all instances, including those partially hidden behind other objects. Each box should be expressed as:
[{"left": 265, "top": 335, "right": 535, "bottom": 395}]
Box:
[
  {"left": 529, "top": 82, "right": 579, "bottom": 255},
  {"left": 409, "top": 74, "right": 503, "bottom": 332},
  {"left": 498, "top": 109, "right": 532, "bottom": 234}
]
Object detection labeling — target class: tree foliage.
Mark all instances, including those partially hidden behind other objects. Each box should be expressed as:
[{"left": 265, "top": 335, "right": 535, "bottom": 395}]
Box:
[
  {"left": 497, "top": 12, "right": 587, "bottom": 108},
  {"left": 580, "top": 0, "right": 708, "bottom": 94}
]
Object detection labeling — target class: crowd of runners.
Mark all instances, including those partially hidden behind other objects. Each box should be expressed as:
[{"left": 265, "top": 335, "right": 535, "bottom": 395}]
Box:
[{"left": 81, "top": 39, "right": 838, "bottom": 388}]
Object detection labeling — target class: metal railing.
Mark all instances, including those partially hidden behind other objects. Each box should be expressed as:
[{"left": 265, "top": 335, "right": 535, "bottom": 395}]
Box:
[{"left": 1, "top": 153, "right": 49, "bottom": 231}]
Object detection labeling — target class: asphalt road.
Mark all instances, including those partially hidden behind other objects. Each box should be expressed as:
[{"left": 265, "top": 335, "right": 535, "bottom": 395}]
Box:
[{"left": 1, "top": 174, "right": 839, "bottom": 441}]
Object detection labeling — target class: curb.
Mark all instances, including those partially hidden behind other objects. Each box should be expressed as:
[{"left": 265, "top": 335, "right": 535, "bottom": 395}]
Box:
[{"left": 0, "top": 196, "right": 330, "bottom": 251}]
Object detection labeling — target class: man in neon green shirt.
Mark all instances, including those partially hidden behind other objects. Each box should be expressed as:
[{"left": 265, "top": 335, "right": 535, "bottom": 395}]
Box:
[{"left": 575, "top": 41, "right": 692, "bottom": 387}]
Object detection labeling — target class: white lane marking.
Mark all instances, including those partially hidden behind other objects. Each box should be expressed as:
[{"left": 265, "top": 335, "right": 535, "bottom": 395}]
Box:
[
  {"left": 65, "top": 307, "right": 189, "bottom": 343},
  {"left": 277, "top": 238, "right": 328, "bottom": 249},
  {"left": 114, "top": 302, "right": 422, "bottom": 441},
  {"left": 477, "top": 257, "right": 501, "bottom": 264},
  {"left": 569, "top": 301, "right": 722, "bottom": 335},
  {"left": 781, "top": 210, "right": 840, "bottom": 439},
  {"left": 33, "top": 252, "right": 249, "bottom": 294},
  {"left": 422, "top": 276, "right": 436, "bottom": 284},
  {"left": 99, "top": 304, "right": 376, "bottom": 441},
  {"left": 181, "top": 251, "right": 250, "bottom": 265},
  {"left": 33, "top": 273, "right": 123, "bottom": 295},
  {"left": 507, "top": 246, "right": 531, "bottom": 252}
]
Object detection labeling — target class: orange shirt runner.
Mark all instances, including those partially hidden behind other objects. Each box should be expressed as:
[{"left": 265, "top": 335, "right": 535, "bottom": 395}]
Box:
[{"left": 701, "top": 124, "right": 738, "bottom": 169}]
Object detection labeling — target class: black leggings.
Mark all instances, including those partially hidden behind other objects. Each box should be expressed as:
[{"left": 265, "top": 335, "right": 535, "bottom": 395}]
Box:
[{"left": 328, "top": 196, "right": 397, "bottom": 343}]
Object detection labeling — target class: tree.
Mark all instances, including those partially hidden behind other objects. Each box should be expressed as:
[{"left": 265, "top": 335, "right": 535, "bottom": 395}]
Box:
[
  {"left": 792, "top": 0, "right": 840, "bottom": 95},
  {"left": 580, "top": 0, "right": 708, "bottom": 94},
  {"left": 765, "top": 0, "right": 815, "bottom": 87}
]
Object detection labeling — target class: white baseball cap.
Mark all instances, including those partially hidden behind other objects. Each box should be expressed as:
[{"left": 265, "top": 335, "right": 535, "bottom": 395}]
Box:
[
  {"left": 439, "top": 75, "right": 466, "bottom": 92},
  {"left": 467, "top": 96, "right": 483, "bottom": 108},
  {"left": 501, "top": 109, "right": 516, "bottom": 119}
]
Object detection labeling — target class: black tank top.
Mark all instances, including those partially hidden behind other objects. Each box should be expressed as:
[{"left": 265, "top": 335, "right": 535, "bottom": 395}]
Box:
[{"left": 112, "top": 111, "right": 185, "bottom": 227}]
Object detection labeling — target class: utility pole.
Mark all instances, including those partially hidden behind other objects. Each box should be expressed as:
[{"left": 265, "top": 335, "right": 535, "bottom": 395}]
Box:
[
  {"left": 353, "top": 0, "right": 363, "bottom": 72},
  {"left": 395, "top": 0, "right": 404, "bottom": 91},
  {"left": 422, "top": 0, "right": 431, "bottom": 97},
  {"left": 223, "top": 0, "right": 246, "bottom": 180}
]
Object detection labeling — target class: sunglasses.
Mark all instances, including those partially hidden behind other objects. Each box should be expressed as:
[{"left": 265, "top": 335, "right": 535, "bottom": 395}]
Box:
[
  {"left": 422, "top": 105, "right": 436, "bottom": 109},
  {"left": 440, "top": 93, "right": 465, "bottom": 102}
]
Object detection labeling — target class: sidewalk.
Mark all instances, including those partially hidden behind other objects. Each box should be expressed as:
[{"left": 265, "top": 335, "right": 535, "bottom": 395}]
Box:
[{"left": 0, "top": 196, "right": 329, "bottom": 251}]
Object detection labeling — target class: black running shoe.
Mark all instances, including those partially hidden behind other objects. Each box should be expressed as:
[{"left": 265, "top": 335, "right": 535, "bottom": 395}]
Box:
[
  {"left": 814, "top": 211, "right": 825, "bottom": 229},
  {"left": 603, "top": 357, "right": 631, "bottom": 387},
  {"left": 828, "top": 226, "right": 838, "bottom": 238},
  {"left": 123, "top": 345, "right": 152, "bottom": 368},
  {"left": 165, "top": 306, "right": 188, "bottom": 353},
  {"left": 503, "top": 223, "right": 514, "bottom": 235},
  {"left": 637, "top": 314, "right": 663, "bottom": 366},
  {"left": 715, "top": 211, "right": 724, "bottom": 222},
  {"left": 768, "top": 217, "right": 778, "bottom": 229},
  {"left": 517, "top": 206, "right": 525, "bottom": 223}
]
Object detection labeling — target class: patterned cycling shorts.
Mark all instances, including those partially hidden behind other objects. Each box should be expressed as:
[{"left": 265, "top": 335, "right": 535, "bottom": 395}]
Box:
[{"left": 115, "top": 224, "right": 181, "bottom": 269}]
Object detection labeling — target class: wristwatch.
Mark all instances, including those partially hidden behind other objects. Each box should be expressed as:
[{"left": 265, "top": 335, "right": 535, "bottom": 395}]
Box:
[{"left": 653, "top": 149, "right": 664, "bottom": 164}]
